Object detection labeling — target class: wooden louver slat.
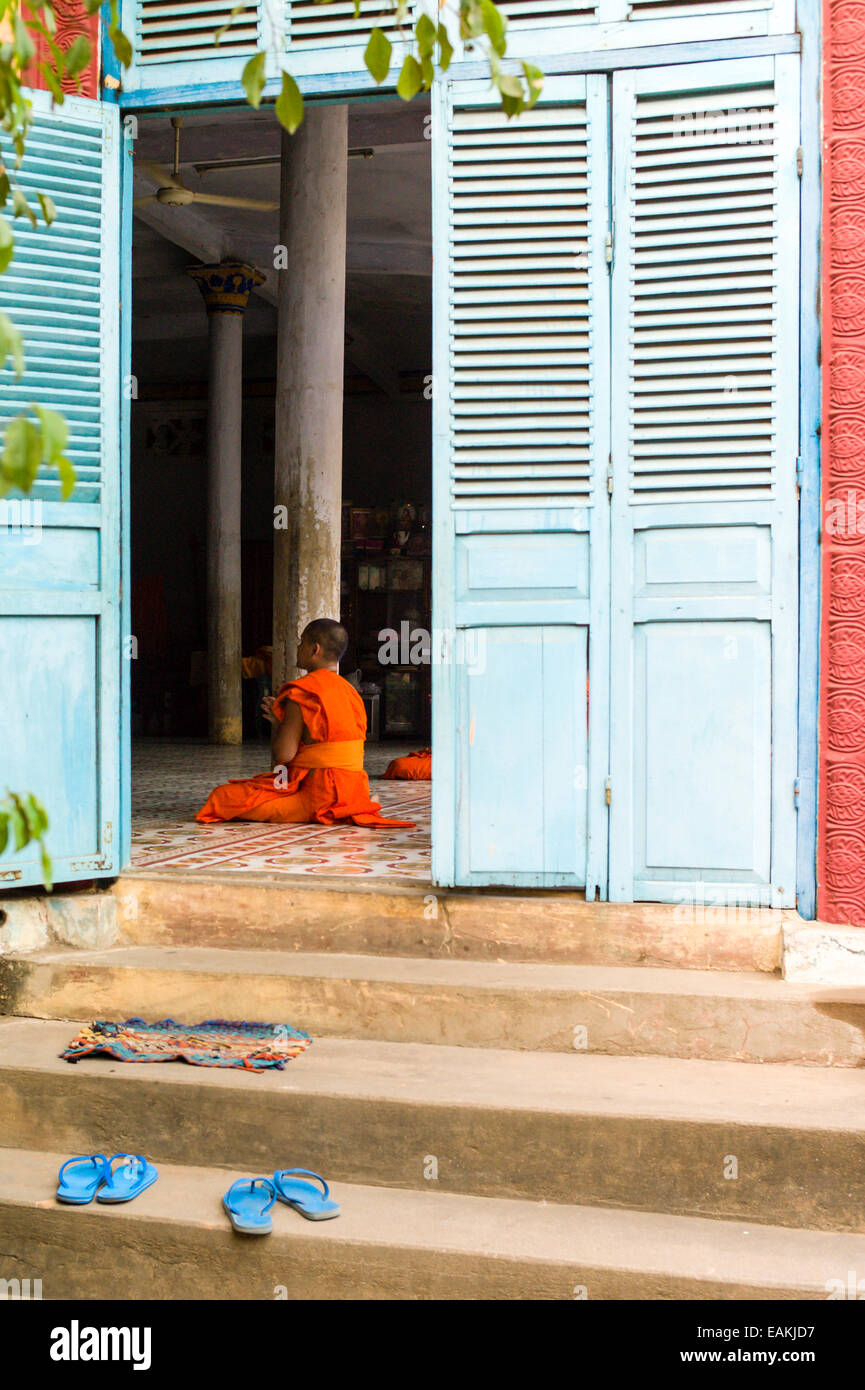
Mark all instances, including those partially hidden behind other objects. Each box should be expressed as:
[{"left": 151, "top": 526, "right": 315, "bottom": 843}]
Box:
[
  {"left": 497, "top": 0, "right": 597, "bottom": 25},
  {"left": 449, "top": 102, "right": 595, "bottom": 509},
  {"left": 138, "top": 0, "right": 259, "bottom": 63},
  {"left": 630, "top": 0, "right": 771, "bottom": 15},
  {"left": 287, "top": 0, "right": 404, "bottom": 48},
  {"left": 626, "top": 85, "right": 779, "bottom": 504}
]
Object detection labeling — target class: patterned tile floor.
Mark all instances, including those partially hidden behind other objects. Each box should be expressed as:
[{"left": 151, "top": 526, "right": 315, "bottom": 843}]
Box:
[{"left": 130, "top": 739, "right": 432, "bottom": 882}]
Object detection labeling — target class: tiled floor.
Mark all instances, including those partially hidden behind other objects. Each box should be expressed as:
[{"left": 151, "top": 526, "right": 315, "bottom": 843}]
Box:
[{"left": 130, "top": 740, "right": 432, "bottom": 882}]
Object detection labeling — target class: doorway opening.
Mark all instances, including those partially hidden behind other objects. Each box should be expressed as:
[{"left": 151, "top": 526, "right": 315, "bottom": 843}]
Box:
[{"left": 127, "top": 98, "right": 433, "bottom": 883}]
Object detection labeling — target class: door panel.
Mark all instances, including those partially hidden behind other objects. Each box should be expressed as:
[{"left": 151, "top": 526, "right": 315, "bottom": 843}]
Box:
[
  {"left": 0, "top": 92, "right": 120, "bottom": 887},
  {"left": 634, "top": 619, "right": 771, "bottom": 891},
  {"left": 457, "top": 625, "right": 589, "bottom": 880},
  {"left": 609, "top": 57, "right": 800, "bottom": 906}
]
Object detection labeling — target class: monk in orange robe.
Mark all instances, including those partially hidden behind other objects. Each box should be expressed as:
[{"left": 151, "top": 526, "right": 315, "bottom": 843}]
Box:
[
  {"left": 196, "top": 619, "right": 415, "bottom": 828},
  {"left": 384, "top": 748, "right": 432, "bottom": 781}
]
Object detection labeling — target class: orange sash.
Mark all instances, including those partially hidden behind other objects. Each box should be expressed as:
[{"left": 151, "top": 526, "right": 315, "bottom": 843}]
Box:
[{"left": 289, "top": 740, "right": 365, "bottom": 772}]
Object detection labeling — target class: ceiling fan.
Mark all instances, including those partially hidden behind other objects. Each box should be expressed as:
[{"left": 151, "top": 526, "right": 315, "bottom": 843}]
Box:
[{"left": 134, "top": 118, "right": 279, "bottom": 213}]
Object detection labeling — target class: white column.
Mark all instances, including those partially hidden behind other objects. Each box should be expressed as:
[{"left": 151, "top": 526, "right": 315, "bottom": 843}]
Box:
[
  {"left": 187, "top": 261, "right": 263, "bottom": 744},
  {"left": 273, "top": 106, "right": 348, "bottom": 686}
]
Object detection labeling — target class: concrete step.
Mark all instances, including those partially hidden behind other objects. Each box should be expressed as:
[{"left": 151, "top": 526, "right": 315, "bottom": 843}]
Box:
[
  {"left": 2, "top": 945, "right": 864, "bottom": 1065},
  {"left": 2, "top": 1145, "right": 863, "bottom": 1300},
  {"left": 2, "top": 1017, "right": 864, "bottom": 1233},
  {"left": 110, "top": 872, "right": 792, "bottom": 972}
]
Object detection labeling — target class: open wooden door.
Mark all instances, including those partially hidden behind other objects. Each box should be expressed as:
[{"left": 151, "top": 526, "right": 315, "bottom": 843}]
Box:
[
  {"left": 0, "top": 91, "right": 122, "bottom": 888},
  {"left": 431, "top": 74, "right": 611, "bottom": 890}
]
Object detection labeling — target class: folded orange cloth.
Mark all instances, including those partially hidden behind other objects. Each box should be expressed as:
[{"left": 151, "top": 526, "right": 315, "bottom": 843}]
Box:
[{"left": 384, "top": 748, "right": 432, "bottom": 781}]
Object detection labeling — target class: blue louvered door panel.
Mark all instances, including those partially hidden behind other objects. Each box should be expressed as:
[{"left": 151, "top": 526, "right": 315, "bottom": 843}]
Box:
[
  {"left": 432, "top": 75, "right": 611, "bottom": 890},
  {"left": 0, "top": 92, "right": 121, "bottom": 888},
  {"left": 608, "top": 57, "right": 800, "bottom": 907}
]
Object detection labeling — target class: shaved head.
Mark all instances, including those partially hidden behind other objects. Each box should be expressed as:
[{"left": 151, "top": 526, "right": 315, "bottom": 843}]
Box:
[{"left": 301, "top": 618, "right": 349, "bottom": 663}]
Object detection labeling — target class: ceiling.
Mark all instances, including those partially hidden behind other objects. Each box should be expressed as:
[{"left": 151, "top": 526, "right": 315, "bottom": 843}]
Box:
[{"left": 132, "top": 97, "right": 433, "bottom": 392}]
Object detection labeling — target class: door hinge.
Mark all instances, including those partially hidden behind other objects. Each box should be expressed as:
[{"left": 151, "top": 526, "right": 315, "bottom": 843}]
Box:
[
  {"left": 796, "top": 456, "right": 803, "bottom": 493},
  {"left": 605, "top": 232, "right": 613, "bottom": 268},
  {"left": 796, "top": 146, "right": 803, "bottom": 178},
  {"left": 605, "top": 776, "right": 612, "bottom": 807},
  {"left": 606, "top": 455, "right": 613, "bottom": 496},
  {"left": 793, "top": 778, "right": 801, "bottom": 810}
]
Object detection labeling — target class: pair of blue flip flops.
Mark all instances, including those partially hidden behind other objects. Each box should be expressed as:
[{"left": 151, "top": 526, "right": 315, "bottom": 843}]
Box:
[
  {"left": 56, "top": 1153, "right": 158, "bottom": 1205},
  {"left": 223, "top": 1169, "right": 340, "bottom": 1235}
]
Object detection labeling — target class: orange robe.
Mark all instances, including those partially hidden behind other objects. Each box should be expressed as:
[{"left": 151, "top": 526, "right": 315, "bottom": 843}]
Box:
[
  {"left": 384, "top": 748, "right": 432, "bottom": 781},
  {"left": 196, "top": 669, "right": 415, "bottom": 828}
]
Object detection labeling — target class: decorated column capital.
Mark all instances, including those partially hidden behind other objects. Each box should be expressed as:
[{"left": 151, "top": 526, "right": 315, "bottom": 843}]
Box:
[{"left": 186, "top": 261, "right": 265, "bottom": 315}]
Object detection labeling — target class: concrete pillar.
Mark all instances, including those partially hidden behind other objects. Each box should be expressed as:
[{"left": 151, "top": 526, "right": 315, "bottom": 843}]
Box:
[
  {"left": 273, "top": 106, "right": 348, "bottom": 686},
  {"left": 186, "top": 261, "right": 263, "bottom": 743}
]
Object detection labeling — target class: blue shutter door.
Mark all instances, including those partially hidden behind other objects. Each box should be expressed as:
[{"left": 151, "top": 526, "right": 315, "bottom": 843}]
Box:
[
  {"left": 608, "top": 57, "right": 800, "bottom": 907},
  {"left": 0, "top": 92, "right": 121, "bottom": 888},
  {"left": 432, "top": 75, "right": 611, "bottom": 890}
]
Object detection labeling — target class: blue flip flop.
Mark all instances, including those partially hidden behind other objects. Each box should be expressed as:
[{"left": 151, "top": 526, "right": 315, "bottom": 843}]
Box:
[
  {"left": 223, "top": 1177, "right": 277, "bottom": 1235},
  {"left": 56, "top": 1154, "right": 110, "bottom": 1204},
  {"left": 96, "top": 1153, "right": 158, "bottom": 1204},
  {"left": 272, "top": 1168, "right": 340, "bottom": 1221}
]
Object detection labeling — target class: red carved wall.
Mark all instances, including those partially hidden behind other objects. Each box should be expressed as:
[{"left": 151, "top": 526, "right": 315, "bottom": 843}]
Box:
[
  {"left": 23, "top": 1, "right": 99, "bottom": 100},
  {"left": 819, "top": 0, "right": 865, "bottom": 923}
]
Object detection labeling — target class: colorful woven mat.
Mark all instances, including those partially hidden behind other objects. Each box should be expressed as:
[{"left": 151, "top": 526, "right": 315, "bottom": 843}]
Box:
[{"left": 60, "top": 1018, "right": 312, "bottom": 1071}]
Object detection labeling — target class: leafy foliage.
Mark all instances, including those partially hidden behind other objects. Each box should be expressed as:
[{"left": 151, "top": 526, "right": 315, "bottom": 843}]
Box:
[{"left": 0, "top": 791, "right": 52, "bottom": 889}]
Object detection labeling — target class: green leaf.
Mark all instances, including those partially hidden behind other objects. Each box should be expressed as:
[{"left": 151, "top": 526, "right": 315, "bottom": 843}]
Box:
[
  {"left": 9, "top": 802, "right": 26, "bottom": 852},
  {"left": 2, "top": 415, "right": 42, "bottom": 490},
  {"left": 415, "top": 12, "right": 436, "bottom": 59},
  {"left": 497, "top": 72, "right": 523, "bottom": 100},
  {"left": 34, "top": 405, "right": 68, "bottom": 463},
  {"left": 84, "top": 0, "right": 104, "bottom": 14},
  {"left": 25, "top": 793, "right": 48, "bottom": 837},
  {"left": 37, "top": 191, "right": 56, "bottom": 226},
  {"left": 0, "top": 312, "right": 24, "bottom": 377},
  {"left": 461, "top": 0, "right": 484, "bottom": 40},
  {"left": 0, "top": 172, "right": 10, "bottom": 210},
  {"left": 12, "top": 187, "right": 36, "bottom": 228},
  {"left": 437, "top": 23, "right": 454, "bottom": 72},
  {"left": 64, "top": 33, "right": 92, "bottom": 80},
  {"left": 0, "top": 814, "right": 7, "bottom": 857},
  {"left": 37, "top": 59, "right": 64, "bottom": 103},
  {"left": 274, "top": 70, "right": 304, "bottom": 135},
  {"left": 522, "top": 62, "right": 544, "bottom": 108},
  {"left": 12, "top": 12, "right": 35, "bottom": 65},
  {"left": 364, "top": 26, "right": 392, "bottom": 85},
  {"left": 396, "top": 53, "right": 423, "bottom": 102},
  {"left": 215, "top": 4, "right": 247, "bottom": 44},
  {"left": 241, "top": 50, "right": 266, "bottom": 109},
  {"left": 0, "top": 213, "right": 13, "bottom": 274},
  {"left": 40, "top": 843, "right": 53, "bottom": 892},
  {"left": 109, "top": 25, "right": 133, "bottom": 69},
  {"left": 57, "top": 454, "right": 76, "bottom": 500},
  {"left": 480, "top": 0, "right": 506, "bottom": 57}
]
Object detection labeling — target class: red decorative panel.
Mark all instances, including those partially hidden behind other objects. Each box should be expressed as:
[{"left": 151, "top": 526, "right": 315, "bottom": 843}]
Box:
[
  {"left": 819, "top": 0, "right": 865, "bottom": 922},
  {"left": 22, "top": 2, "right": 100, "bottom": 101}
]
